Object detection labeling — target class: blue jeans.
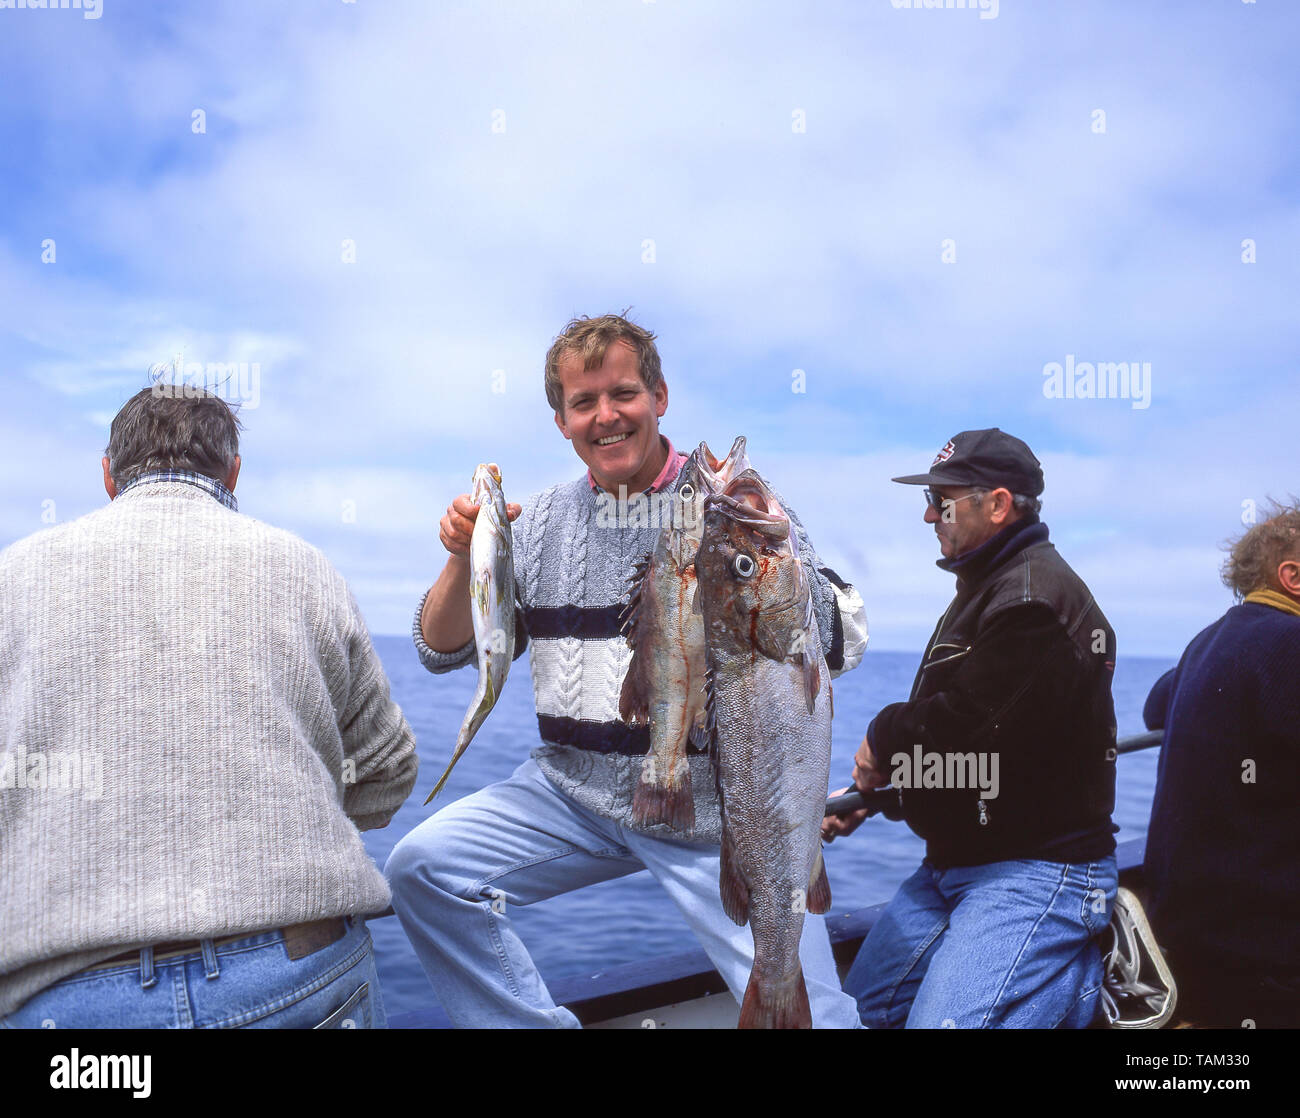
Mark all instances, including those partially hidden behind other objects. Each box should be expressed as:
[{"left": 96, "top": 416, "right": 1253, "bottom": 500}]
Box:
[
  {"left": 1, "top": 916, "right": 384, "bottom": 1029},
  {"left": 845, "top": 855, "right": 1118, "bottom": 1028},
  {"left": 384, "top": 758, "right": 860, "bottom": 1028}
]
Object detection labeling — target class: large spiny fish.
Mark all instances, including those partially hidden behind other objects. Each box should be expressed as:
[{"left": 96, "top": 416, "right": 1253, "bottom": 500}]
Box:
[
  {"left": 618, "top": 438, "right": 749, "bottom": 831},
  {"left": 425, "top": 463, "right": 516, "bottom": 804},
  {"left": 695, "top": 469, "right": 833, "bottom": 1029}
]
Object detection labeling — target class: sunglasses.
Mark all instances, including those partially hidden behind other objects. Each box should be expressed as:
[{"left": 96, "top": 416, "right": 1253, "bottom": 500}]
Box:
[{"left": 923, "top": 488, "right": 982, "bottom": 514}]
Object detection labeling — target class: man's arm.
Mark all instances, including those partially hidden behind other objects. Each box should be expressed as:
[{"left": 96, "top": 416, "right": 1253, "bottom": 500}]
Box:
[
  {"left": 338, "top": 591, "right": 418, "bottom": 830},
  {"left": 421, "top": 552, "right": 474, "bottom": 653},
  {"left": 1142, "top": 668, "right": 1177, "bottom": 731}
]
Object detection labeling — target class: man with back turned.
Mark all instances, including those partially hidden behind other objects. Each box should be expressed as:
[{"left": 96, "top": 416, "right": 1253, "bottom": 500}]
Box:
[{"left": 0, "top": 384, "right": 416, "bottom": 1028}]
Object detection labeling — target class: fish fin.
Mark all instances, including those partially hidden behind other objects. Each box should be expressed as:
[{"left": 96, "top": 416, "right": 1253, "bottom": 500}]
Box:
[
  {"left": 799, "top": 583, "right": 822, "bottom": 713},
  {"left": 632, "top": 766, "right": 695, "bottom": 831},
  {"left": 807, "top": 849, "right": 832, "bottom": 915},
  {"left": 618, "top": 657, "right": 651, "bottom": 725},
  {"left": 619, "top": 555, "right": 653, "bottom": 640},
  {"left": 691, "top": 582, "right": 702, "bottom": 615},
  {"left": 618, "top": 556, "right": 655, "bottom": 725},
  {"left": 753, "top": 615, "right": 790, "bottom": 663},
  {"left": 719, "top": 826, "right": 750, "bottom": 926},
  {"left": 738, "top": 971, "right": 812, "bottom": 1030},
  {"left": 687, "top": 707, "right": 711, "bottom": 750},
  {"left": 702, "top": 658, "right": 720, "bottom": 789},
  {"left": 801, "top": 652, "right": 821, "bottom": 716}
]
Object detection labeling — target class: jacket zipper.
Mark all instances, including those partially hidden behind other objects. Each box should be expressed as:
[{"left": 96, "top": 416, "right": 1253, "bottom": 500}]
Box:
[{"left": 920, "top": 643, "right": 972, "bottom": 671}]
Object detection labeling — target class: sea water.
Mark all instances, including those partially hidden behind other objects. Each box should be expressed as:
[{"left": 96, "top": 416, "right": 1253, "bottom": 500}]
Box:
[{"left": 362, "top": 636, "right": 1175, "bottom": 1018}]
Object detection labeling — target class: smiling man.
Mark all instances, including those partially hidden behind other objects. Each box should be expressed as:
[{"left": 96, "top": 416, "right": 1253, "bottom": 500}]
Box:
[
  {"left": 823, "top": 428, "right": 1119, "bottom": 1029},
  {"left": 386, "top": 313, "right": 868, "bottom": 1028}
]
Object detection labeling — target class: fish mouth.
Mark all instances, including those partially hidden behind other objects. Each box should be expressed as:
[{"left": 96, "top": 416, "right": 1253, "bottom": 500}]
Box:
[
  {"left": 706, "top": 470, "right": 789, "bottom": 540},
  {"left": 472, "top": 463, "right": 503, "bottom": 503}
]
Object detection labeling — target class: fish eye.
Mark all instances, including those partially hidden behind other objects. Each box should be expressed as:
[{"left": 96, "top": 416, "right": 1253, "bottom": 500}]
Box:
[
  {"left": 679, "top": 483, "right": 694, "bottom": 502},
  {"left": 733, "top": 553, "right": 755, "bottom": 578}
]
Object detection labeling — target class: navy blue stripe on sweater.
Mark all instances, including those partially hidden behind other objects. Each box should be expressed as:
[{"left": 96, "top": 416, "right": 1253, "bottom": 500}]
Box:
[
  {"left": 525, "top": 578, "right": 848, "bottom": 666},
  {"left": 537, "top": 714, "right": 710, "bottom": 755},
  {"left": 819, "top": 566, "right": 846, "bottom": 671},
  {"left": 524, "top": 605, "right": 625, "bottom": 641}
]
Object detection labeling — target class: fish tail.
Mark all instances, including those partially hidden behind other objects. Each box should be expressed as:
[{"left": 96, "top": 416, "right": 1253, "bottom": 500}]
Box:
[
  {"left": 631, "top": 767, "right": 695, "bottom": 830},
  {"left": 737, "top": 970, "right": 812, "bottom": 1030},
  {"left": 424, "top": 676, "right": 494, "bottom": 805},
  {"left": 807, "top": 849, "right": 832, "bottom": 914}
]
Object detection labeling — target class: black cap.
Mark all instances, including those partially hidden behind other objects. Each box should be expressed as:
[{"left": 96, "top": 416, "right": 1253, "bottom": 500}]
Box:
[{"left": 892, "top": 428, "right": 1044, "bottom": 497}]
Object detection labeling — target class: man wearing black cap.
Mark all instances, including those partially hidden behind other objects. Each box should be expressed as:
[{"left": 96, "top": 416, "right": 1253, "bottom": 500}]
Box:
[{"left": 823, "top": 429, "right": 1119, "bottom": 1028}]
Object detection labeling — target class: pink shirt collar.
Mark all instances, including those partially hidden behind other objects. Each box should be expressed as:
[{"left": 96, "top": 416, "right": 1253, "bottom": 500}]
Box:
[{"left": 587, "top": 436, "right": 688, "bottom": 494}]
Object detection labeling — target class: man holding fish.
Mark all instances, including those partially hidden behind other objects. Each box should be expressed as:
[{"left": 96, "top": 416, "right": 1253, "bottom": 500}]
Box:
[{"left": 386, "top": 313, "right": 868, "bottom": 1028}]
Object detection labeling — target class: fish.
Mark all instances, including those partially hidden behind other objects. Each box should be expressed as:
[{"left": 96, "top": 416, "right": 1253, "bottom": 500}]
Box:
[
  {"left": 695, "top": 468, "right": 833, "bottom": 1029},
  {"left": 619, "top": 438, "right": 750, "bottom": 831},
  {"left": 425, "top": 463, "right": 516, "bottom": 804},
  {"left": 696, "top": 435, "right": 751, "bottom": 491}
]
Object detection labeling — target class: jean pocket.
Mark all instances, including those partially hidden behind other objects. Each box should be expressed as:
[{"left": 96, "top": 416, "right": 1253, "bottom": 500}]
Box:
[
  {"left": 1077, "top": 866, "right": 1116, "bottom": 937},
  {"left": 313, "top": 982, "right": 370, "bottom": 1029}
]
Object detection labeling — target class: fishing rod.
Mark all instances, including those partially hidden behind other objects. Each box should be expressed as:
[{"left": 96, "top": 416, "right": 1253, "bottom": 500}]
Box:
[{"left": 824, "top": 730, "right": 1162, "bottom": 818}]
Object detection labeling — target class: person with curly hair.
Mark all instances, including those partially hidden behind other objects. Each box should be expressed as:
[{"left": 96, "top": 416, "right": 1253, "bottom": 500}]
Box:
[{"left": 1142, "top": 500, "right": 1300, "bottom": 1028}]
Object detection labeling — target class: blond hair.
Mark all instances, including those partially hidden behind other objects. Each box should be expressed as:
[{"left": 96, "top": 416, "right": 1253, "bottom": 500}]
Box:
[
  {"left": 1222, "top": 499, "right": 1300, "bottom": 599},
  {"left": 543, "top": 313, "right": 663, "bottom": 414}
]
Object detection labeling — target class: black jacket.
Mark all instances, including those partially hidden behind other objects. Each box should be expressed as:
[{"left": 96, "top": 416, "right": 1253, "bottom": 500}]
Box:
[{"left": 868, "top": 518, "right": 1117, "bottom": 867}]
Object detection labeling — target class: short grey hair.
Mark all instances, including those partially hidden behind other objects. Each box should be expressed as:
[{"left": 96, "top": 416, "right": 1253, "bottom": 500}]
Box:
[
  {"left": 969, "top": 489, "right": 1042, "bottom": 518},
  {"left": 105, "top": 386, "right": 242, "bottom": 488}
]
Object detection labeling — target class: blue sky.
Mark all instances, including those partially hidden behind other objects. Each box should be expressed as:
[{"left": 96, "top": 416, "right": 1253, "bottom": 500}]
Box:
[{"left": 1, "top": 0, "right": 1295, "bottom": 655}]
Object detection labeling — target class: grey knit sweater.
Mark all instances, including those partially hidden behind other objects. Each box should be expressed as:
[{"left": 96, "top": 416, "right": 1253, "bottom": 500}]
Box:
[
  {"left": 0, "top": 481, "right": 417, "bottom": 1017},
  {"left": 414, "top": 457, "right": 867, "bottom": 844}
]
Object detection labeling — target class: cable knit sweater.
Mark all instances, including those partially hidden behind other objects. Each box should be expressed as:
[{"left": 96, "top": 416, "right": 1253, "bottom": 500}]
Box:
[
  {"left": 0, "top": 481, "right": 417, "bottom": 1017},
  {"left": 414, "top": 456, "right": 868, "bottom": 844}
]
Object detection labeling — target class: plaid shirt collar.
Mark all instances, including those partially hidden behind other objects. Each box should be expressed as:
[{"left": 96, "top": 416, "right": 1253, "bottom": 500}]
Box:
[{"left": 118, "top": 469, "right": 239, "bottom": 511}]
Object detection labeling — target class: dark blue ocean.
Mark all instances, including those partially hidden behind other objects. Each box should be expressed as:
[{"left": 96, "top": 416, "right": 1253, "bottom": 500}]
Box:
[{"left": 361, "top": 636, "right": 1175, "bottom": 1018}]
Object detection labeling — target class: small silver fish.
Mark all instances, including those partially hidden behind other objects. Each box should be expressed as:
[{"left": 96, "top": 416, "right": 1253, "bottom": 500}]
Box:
[{"left": 425, "top": 464, "right": 516, "bottom": 804}]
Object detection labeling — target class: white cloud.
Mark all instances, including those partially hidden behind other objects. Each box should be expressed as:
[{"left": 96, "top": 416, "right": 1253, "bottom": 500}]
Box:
[{"left": 1, "top": 0, "right": 1295, "bottom": 652}]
